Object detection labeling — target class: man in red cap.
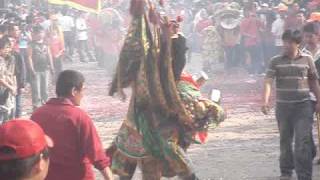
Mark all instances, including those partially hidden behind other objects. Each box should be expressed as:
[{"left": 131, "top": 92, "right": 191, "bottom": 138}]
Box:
[
  {"left": 0, "top": 119, "right": 53, "bottom": 180},
  {"left": 31, "top": 70, "right": 113, "bottom": 180}
]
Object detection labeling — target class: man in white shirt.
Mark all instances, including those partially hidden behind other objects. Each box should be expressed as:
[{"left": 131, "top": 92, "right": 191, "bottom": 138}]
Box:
[
  {"left": 75, "top": 12, "right": 94, "bottom": 63},
  {"left": 271, "top": 11, "right": 285, "bottom": 56},
  {"left": 59, "top": 9, "right": 75, "bottom": 60}
]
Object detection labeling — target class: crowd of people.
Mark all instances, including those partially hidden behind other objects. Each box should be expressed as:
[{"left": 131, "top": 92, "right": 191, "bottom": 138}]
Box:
[
  {"left": 0, "top": 0, "right": 320, "bottom": 180},
  {"left": 131, "top": 0, "right": 320, "bottom": 75},
  {"left": 0, "top": 2, "right": 124, "bottom": 180},
  {"left": 171, "top": 0, "right": 320, "bottom": 75},
  {"left": 0, "top": 4, "right": 118, "bottom": 122}
]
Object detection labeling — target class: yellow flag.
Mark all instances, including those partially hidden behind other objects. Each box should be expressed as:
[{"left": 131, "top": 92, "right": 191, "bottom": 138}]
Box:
[{"left": 48, "top": 0, "right": 101, "bottom": 13}]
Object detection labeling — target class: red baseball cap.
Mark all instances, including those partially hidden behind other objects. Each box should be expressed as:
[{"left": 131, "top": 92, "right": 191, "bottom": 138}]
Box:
[{"left": 0, "top": 119, "right": 53, "bottom": 161}]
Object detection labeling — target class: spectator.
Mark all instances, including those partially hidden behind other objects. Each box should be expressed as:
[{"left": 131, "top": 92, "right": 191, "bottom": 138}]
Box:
[
  {"left": 8, "top": 24, "right": 21, "bottom": 52},
  {"left": 59, "top": 9, "right": 75, "bottom": 61},
  {"left": 302, "top": 22, "right": 320, "bottom": 61},
  {"left": 19, "top": 22, "right": 32, "bottom": 84},
  {"left": 284, "top": 3, "right": 301, "bottom": 30},
  {"left": 92, "top": 8, "right": 123, "bottom": 71},
  {"left": 75, "top": 12, "right": 95, "bottom": 63},
  {"left": 28, "top": 25, "right": 54, "bottom": 110},
  {"left": 17, "top": 5, "right": 28, "bottom": 21},
  {"left": 31, "top": 70, "right": 113, "bottom": 180},
  {"left": 171, "top": 19, "right": 188, "bottom": 80},
  {"left": 0, "top": 37, "right": 16, "bottom": 123},
  {"left": 302, "top": 21, "right": 320, "bottom": 166},
  {"left": 47, "top": 14, "right": 65, "bottom": 81},
  {"left": 39, "top": 12, "right": 51, "bottom": 31},
  {"left": 271, "top": 8, "right": 286, "bottom": 57},
  {"left": 0, "top": 119, "right": 53, "bottom": 180},
  {"left": 8, "top": 24, "right": 26, "bottom": 118},
  {"left": 258, "top": 3, "right": 277, "bottom": 69},
  {"left": 240, "top": 10, "right": 264, "bottom": 75},
  {"left": 295, "top": 11, "right": 306, "bottom": 30},
  {"left": 192, "top": 9, "right": 211, "bottom": 53}
]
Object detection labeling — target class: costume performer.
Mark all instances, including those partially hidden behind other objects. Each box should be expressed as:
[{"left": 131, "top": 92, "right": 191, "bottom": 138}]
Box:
[{"left": 107, "top": 1, "right": 224, "bottom": 179}]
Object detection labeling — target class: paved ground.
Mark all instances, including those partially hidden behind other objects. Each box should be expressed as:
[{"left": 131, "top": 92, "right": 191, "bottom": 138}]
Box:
[{"left": 22, "top": 54, "right": 320, "bottom": 180}]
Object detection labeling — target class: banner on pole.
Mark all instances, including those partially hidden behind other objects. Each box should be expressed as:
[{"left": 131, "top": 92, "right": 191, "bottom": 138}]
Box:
[{"left": 48, "top": 0, "right": 101, "bottom": 13}]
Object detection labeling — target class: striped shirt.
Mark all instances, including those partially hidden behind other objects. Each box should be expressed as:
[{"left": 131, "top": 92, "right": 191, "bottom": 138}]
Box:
[{"left": 266, "top": 52, "right": 319, "bottom": 103}]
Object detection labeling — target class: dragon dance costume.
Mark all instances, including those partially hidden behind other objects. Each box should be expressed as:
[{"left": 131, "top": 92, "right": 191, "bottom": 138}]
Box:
[{"left": 108, "top": 1, "right": 224, "bottom": 179}]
